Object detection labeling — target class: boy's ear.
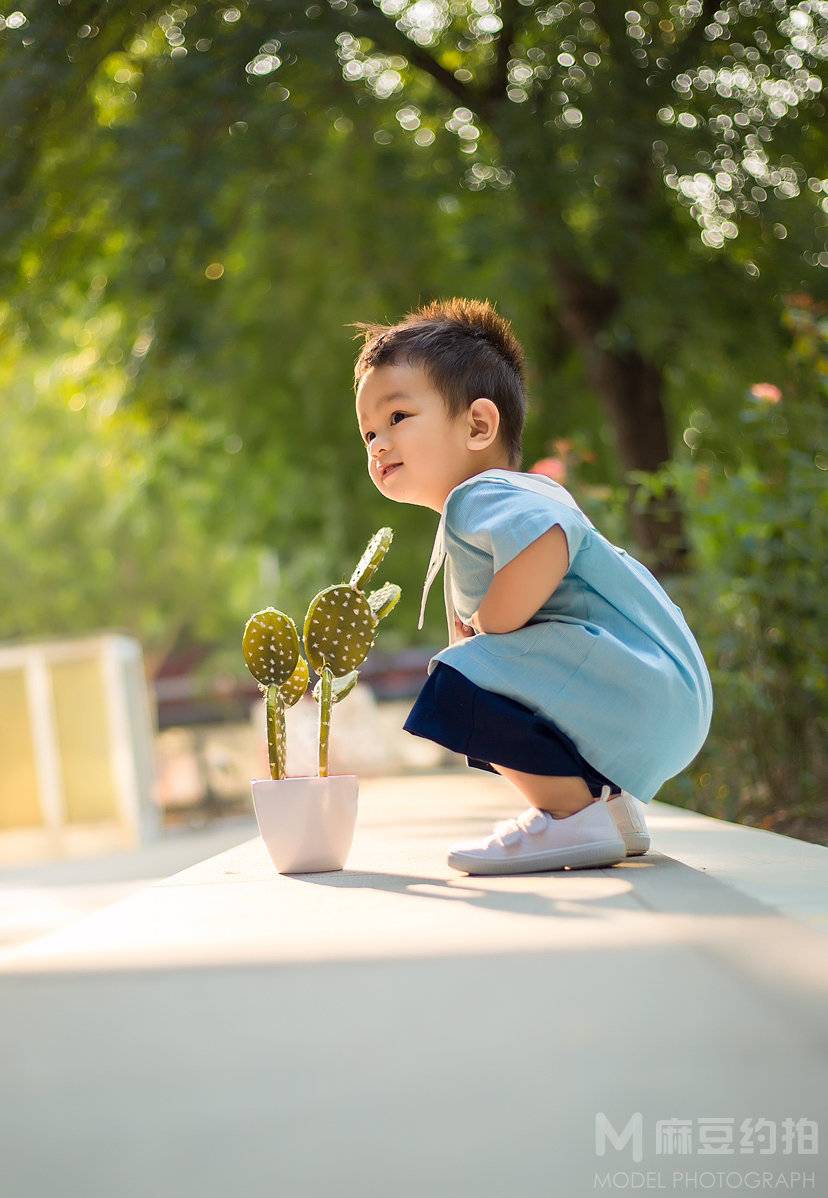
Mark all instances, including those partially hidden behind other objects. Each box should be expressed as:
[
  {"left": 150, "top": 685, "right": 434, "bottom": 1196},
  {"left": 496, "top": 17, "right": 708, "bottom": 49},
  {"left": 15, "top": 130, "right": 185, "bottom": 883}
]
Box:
[{"left": 466, "top": 398, "right": 500, "bottom": 453}]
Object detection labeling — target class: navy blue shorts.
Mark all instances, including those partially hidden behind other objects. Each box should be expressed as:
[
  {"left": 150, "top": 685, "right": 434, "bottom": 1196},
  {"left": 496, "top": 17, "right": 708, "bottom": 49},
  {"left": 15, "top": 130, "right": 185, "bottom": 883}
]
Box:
[{"left": 402, "top": 662, "right": 621, "bottom": 798}]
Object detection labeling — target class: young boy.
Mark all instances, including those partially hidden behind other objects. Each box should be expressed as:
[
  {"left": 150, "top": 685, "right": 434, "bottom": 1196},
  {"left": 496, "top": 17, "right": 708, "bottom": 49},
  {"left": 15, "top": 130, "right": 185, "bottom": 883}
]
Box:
[{"left": 351, "top": 298, "right": 713, "bottom": 876}]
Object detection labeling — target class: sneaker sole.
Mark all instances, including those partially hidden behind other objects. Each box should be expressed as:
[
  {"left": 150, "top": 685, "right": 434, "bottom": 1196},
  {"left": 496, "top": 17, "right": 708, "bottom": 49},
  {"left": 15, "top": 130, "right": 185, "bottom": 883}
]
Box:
[
  {"left": 624, "top": 835, "right": 650, "bottom": 857},
  {"left": 447, "top": 838, "right": 627, "bottom": 876},
  {"left": 607, "top": 796, "right": 651, "bottom": 857}
]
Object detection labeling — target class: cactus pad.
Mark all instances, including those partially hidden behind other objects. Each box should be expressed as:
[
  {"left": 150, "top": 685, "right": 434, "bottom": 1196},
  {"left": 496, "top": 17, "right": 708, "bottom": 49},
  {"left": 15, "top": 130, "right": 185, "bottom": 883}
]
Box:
[
  {"left": 242, "top": 608, "right": 300, "bottom": 688},
  {"left": 367, "top": 582, "right": 402, "bottom": 622},
  {"left": 303, "top": 584, "right": 376, "bottom": 676},
  {"left": 312, "top": 669, "right": 359, "bottom": 705},
  {"left": 348, "top": 526, "right": 393, "bottom": 591},
  {"left": 280, "top": 655, "right": 310, "bottom": 707}
]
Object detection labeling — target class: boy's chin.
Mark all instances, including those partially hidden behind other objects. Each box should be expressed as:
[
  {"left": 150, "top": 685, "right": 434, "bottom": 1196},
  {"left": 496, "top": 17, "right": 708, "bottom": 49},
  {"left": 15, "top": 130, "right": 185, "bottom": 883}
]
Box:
[
  {"left": 378, "top": 480, "right": 427, "bottom": 508},
  {"left": 377, "top": 473, "right": 410, "bottom": 500}
]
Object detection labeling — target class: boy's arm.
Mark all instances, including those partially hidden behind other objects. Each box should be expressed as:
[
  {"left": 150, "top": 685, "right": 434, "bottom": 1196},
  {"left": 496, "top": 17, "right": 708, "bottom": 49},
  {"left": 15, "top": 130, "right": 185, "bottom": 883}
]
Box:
[{"left": 471, "top": 525, "right": 569, "bottom": 635}]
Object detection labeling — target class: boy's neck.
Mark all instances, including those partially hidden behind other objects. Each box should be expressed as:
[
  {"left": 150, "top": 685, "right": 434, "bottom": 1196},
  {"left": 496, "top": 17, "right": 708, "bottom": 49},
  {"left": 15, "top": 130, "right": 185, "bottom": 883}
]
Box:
[{"left": 438, "top": 454, "right": 515, "bottom": 512}]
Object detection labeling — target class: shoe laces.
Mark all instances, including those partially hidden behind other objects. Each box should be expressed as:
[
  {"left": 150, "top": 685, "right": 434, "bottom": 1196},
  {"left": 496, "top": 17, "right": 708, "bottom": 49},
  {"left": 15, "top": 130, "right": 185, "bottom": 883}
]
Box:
[{"left": 492, "top": 786, "right": 612, "bottom": 849}]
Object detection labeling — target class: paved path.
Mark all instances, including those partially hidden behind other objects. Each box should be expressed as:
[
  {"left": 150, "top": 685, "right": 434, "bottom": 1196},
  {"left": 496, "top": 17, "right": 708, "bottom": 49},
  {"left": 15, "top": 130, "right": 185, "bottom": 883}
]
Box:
[
  {"left": 2, "top": 773, "right": 826, "bottom": 1197},
  {"left": 0, "top": 814, "right": 260, "bottom": 951}
]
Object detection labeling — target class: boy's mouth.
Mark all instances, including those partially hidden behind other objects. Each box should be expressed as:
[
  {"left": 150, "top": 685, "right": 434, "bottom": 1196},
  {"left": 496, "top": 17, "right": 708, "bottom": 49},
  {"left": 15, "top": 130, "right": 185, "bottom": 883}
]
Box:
[{"left": 381, "top": 463, "right": 403, "bottom": 481}]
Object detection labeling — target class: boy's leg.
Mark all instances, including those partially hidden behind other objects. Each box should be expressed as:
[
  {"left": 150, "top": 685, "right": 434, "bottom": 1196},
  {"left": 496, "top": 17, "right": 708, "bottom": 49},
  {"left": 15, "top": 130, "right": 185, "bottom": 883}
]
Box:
[{"left": 491, "top": 763, "right": 598, "bottom": 819}]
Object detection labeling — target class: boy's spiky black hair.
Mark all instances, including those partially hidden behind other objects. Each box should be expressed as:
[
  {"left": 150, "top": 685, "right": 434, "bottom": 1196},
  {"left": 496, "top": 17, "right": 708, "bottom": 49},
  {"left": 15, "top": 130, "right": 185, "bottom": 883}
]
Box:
[{"left": 347, "top": 297, "right": 528, "bottom": 469}]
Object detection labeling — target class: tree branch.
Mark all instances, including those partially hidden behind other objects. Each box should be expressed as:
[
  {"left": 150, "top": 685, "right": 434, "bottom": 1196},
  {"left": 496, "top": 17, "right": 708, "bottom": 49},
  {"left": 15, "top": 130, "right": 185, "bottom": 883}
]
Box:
[
  {"left": 480, "top": 0, "right": 520, "bottom": 113},
  {"left": 661, "top": 0, "right": 719, "bottom": 74},
  {"left": 342, "top": 0, "right": 483, "bottom": 111},
  {"left": 592, "top": 0, "right": 720, "bottom": 106}
]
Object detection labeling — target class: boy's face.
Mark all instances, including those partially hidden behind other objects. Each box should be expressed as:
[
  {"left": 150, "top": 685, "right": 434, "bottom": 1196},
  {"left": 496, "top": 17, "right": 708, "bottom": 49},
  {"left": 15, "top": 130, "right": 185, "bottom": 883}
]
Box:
[{"left": 355, "top": 362, "right": 503, "bottom": 513}]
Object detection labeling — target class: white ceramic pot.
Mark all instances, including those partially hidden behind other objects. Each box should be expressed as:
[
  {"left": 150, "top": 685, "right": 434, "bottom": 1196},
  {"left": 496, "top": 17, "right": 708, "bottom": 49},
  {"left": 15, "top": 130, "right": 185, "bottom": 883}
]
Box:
[{"left": 250, "top": 775, "right": 359, "bottom": 874}]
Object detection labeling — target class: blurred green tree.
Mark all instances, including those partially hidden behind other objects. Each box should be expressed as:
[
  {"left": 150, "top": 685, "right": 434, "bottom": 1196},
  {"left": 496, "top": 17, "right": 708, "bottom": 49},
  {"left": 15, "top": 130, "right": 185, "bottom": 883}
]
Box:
[
  {"left": 2, "top": 2, "right": 825, "bottom": 571},
  {"left": 0, "top": 334, "right": 270, "bottom": 671}
]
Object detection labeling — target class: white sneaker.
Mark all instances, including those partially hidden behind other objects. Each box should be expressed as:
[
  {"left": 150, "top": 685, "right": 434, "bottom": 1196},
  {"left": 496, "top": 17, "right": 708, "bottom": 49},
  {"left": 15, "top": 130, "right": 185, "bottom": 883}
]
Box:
[
  {"left": 606, "top": 791, "right": 651, "bottom": 856},
  {"left": 447, "top": 792, "right": 627, "bottom": 876}
]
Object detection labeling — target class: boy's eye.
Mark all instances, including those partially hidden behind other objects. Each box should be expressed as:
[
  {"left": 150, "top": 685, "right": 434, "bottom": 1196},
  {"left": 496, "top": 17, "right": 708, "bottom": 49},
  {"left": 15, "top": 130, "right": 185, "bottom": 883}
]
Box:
[{"left": 364, "top": 411, "right": 407, "bottom": 445}]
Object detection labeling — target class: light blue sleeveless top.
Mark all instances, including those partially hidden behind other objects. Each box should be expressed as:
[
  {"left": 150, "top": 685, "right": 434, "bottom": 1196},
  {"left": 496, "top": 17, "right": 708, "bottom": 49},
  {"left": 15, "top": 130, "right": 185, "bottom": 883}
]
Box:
[{"left": 417, "top": 468, "right": 713, "bottom": 802}]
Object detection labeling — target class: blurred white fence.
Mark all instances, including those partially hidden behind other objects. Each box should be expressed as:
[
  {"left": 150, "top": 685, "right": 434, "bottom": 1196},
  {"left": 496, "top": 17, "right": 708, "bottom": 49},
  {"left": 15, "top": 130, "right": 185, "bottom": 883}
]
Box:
[{"left": 0, "top": 633, "right": 160, "bottom": 861}]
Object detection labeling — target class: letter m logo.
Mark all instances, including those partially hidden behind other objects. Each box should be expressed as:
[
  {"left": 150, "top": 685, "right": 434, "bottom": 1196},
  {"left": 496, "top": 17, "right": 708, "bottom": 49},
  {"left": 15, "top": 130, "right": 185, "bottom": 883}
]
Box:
[{"left": 594, "top": 1112, "right": 644, "bottom": 1163}]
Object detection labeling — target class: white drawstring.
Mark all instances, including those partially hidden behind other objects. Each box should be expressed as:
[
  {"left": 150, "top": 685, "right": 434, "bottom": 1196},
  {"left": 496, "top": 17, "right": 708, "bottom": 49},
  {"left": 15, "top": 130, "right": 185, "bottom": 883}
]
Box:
[{"left": 417, "top": 514, "right": 447, "bottom": 630}]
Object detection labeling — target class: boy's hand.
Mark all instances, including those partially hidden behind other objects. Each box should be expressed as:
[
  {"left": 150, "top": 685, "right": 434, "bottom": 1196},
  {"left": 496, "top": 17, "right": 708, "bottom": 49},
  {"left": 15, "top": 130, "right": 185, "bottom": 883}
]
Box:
[{"left": 454, "top": 615, "right": 477, "bottom": 638}]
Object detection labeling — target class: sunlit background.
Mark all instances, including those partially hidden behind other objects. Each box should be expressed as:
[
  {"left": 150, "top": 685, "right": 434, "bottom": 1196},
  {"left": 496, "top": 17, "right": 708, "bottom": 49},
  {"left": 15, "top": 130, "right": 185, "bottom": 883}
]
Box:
[{"left": 0, "top": 0, "right": 826, "bottom": 885}]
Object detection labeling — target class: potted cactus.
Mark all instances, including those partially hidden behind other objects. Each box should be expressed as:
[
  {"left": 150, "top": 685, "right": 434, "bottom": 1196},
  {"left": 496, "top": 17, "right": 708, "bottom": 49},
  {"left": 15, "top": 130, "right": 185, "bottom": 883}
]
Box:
[{"left": 243, "top": 527, "right": 401, "bottom": 873}]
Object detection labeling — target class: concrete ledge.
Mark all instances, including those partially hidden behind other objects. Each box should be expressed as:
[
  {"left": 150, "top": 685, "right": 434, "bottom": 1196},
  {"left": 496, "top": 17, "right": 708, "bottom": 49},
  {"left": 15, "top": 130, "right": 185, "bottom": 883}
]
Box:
[
  {"left": 630, "top": 800, "right": 828, "bottom": 935},
  {"left": 1, "top": 775, "right": 826, "bottom": 978},
  {"left": 1, "top": 773, "right": 826, "bottom": 1198}
]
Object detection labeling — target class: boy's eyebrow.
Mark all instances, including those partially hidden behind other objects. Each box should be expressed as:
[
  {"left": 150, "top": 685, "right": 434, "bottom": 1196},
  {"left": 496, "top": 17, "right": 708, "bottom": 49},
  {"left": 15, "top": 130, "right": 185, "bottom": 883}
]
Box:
[
  {"left": 356, "top": 391, "right": 411, "bottom": 431},
  {"left": 363, "top": 391, "right": 410, "bottom": 413}
]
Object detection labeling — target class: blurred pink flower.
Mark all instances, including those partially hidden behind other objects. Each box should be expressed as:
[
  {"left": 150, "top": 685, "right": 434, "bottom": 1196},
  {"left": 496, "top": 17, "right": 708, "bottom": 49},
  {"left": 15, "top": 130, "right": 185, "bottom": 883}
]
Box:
[
  {"left": 750, "top": 383, "right": 783, "bottom": 404},
  {"left": 529, "top": 456, "right": 567, "bottom": 483},
  {"left": 783, "top": 292, "right": 814, "bottom": 310}
]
